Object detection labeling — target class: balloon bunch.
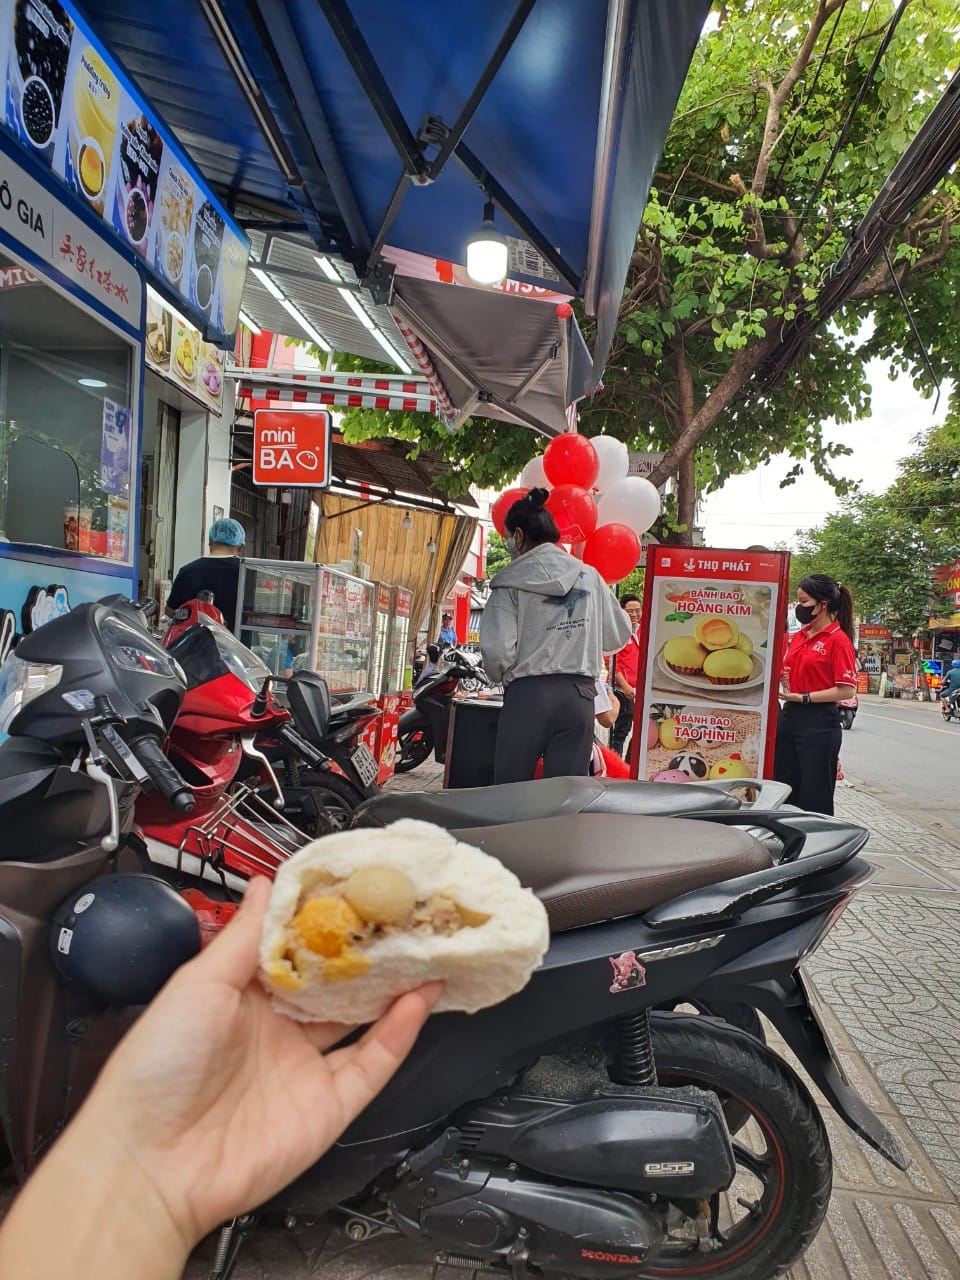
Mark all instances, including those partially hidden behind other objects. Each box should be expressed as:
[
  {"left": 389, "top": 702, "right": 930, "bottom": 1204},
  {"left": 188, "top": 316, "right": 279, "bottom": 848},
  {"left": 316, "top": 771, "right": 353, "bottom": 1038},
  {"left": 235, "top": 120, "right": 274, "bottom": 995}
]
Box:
[{"left": 491, "top": 436, "right": 660, "bottom": 584}]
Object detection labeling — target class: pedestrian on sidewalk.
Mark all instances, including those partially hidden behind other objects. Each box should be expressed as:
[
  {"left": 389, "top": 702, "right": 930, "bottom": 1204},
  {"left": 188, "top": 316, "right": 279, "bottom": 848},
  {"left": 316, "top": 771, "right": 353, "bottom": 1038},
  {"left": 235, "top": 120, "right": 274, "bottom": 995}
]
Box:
[
  {"left": 774, "top": 573, "right": 857, "bottom": 815},
  {"left": 479, "top": 488, "right": 630, "bottom": 783},
  {"left": 610, "top": 594, "right": 643, "bottom": 757}
]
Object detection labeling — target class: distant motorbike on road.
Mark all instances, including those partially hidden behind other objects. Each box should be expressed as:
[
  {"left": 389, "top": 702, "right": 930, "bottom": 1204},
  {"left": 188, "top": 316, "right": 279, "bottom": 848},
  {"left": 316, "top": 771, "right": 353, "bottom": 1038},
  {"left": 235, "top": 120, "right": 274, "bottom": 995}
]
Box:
[{"left": 940, "top": 662, "right": 960, "bottom": 722}]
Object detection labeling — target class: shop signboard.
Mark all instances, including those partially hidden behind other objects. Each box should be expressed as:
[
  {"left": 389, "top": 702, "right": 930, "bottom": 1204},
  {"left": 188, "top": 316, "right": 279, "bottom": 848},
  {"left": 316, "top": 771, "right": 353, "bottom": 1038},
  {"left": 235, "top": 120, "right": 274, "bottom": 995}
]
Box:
[
  {"left": 859, "top": 624, "right": 892, "bottom": 641},
  {"left": 0, "top": 142, "right": 140, "bottom": 326},
  {"left": 1, "top": 0, "right": 248, "bottom": 343},
  {"left": 632, "top": 546, "right": 791, "bottom": 784},
  {"left": 144, "top": 287, "right": 224, "bottom": 414},
  {"left": 932, "top": 559, "right": 960, "bottom": 621},
  {"left": 252, "top": 409, "right": 333, "bottom": 488}
]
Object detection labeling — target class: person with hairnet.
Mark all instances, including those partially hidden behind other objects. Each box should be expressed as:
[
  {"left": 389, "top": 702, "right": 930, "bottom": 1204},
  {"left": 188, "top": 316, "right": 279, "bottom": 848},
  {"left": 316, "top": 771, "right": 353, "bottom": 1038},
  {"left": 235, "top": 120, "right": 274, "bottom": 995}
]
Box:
[{"left": 166, "top": 517, "right": 246, "bottom": 632}]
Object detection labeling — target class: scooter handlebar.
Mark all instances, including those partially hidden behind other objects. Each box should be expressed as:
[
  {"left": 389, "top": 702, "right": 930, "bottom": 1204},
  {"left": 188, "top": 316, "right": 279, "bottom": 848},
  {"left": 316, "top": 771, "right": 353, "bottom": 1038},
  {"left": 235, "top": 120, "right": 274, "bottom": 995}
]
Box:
[{"left": 130, "top": 735, "right": 196, "bottom": 814}]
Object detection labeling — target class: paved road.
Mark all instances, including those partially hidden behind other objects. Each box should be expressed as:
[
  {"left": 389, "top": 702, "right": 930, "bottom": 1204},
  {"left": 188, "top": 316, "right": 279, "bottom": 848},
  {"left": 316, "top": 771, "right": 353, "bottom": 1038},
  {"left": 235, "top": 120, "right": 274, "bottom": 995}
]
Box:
[{"left": 838, "top": 693, "right": 960, "bottom": 846}]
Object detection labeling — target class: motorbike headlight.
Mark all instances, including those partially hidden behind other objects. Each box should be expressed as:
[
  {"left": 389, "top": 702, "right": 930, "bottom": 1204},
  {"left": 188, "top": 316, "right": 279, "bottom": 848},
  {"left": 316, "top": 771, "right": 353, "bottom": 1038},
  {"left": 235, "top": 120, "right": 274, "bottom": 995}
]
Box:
[
  {"left": 101, "top": 616, "right": 183, "bottom": 680},
  {"left": 0, "top": 654, "right": 63, "bottom": 732}
]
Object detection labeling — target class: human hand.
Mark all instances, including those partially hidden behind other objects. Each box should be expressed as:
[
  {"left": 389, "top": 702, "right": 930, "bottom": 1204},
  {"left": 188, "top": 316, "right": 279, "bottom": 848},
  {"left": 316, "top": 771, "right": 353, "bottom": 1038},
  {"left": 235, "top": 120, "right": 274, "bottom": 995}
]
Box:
[{"left": 77, "top": 877, "right": 441, "bottom": 1252}]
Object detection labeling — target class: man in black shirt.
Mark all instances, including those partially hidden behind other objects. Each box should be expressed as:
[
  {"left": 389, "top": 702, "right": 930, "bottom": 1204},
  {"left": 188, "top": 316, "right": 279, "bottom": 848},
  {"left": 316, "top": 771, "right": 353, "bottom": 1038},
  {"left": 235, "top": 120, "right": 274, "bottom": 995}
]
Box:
[{"left": 166, "top": 518, "right": 246, "bottom": 630}]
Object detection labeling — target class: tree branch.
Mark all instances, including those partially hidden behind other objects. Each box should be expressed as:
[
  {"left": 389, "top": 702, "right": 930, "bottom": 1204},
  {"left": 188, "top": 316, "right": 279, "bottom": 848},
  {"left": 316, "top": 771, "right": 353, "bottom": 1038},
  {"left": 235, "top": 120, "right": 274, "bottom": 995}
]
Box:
[{"left": 646, "top": 323, "right": 782, "bottom": 488}]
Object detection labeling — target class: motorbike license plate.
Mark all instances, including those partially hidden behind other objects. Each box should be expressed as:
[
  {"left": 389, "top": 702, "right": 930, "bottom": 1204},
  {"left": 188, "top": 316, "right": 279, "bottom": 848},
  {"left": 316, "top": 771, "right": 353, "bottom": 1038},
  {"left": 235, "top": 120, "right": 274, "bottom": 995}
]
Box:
[{"left": 350, "top": 743, "right": 379, "bottom": 788}]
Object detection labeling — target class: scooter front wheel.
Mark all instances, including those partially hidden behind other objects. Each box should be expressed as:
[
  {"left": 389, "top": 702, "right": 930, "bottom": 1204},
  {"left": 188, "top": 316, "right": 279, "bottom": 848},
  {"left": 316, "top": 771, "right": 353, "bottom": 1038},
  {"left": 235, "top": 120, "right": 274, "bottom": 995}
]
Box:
[{"left": 396, "top": 726, "right": 433, "bottom": 773}]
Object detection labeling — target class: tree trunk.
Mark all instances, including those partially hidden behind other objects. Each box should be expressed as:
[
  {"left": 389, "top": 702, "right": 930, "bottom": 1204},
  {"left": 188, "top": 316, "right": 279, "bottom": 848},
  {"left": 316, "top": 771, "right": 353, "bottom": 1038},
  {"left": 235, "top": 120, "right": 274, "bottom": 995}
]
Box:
[{"left": 675, "top": 449, "right": 697, "bottom": 544}]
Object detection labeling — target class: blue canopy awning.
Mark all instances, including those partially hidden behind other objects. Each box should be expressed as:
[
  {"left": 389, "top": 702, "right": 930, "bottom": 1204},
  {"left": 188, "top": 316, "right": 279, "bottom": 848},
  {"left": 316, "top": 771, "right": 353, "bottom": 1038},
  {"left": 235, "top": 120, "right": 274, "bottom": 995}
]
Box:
[{"left": 79, "top": 0, "right": 707, "bottom": 391}]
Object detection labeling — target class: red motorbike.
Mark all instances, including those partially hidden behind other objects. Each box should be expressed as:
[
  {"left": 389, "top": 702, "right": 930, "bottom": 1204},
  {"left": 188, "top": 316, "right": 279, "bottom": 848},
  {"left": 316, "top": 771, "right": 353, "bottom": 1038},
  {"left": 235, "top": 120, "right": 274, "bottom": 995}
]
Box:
[{"left": 135, "top": 602, "right": 381, "bottom": 889}]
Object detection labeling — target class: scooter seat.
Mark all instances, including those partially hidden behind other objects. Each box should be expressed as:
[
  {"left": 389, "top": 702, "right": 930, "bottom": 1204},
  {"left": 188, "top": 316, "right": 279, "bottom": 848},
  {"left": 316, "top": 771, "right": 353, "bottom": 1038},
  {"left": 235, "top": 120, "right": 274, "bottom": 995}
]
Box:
[
  {"left": 355, "top": 775, "right": 740, "bottom": 830},
  {"left": 452, "top": 814, "right": 771, "bottom": 932}
]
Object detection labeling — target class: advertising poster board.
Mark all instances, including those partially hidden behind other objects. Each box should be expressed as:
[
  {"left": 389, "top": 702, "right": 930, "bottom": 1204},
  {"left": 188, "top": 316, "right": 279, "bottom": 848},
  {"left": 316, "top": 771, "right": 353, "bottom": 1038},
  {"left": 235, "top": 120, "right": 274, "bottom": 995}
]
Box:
[
  {"left": 1, "top": 0, "right": 248, "bottom": 342},
  {"left": 631, "top": 546, "right": 791, "bottom": 784}
]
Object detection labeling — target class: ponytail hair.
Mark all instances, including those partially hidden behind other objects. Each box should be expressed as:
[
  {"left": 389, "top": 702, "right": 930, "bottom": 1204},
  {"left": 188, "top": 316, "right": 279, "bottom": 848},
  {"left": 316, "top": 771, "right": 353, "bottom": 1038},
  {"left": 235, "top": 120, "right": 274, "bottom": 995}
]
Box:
[
  {"left": 799, "top": 573, "right": 854, "bottom": 643},
  {"left": 504, "top": 487, "right": 560, "bottom": 546}
]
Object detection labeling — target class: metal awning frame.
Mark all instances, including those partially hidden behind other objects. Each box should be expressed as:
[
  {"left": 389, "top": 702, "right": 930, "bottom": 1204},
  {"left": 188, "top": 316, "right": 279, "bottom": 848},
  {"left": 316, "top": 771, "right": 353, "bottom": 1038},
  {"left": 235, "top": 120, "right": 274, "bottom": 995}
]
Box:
[{"left": 310, "top": 0, "right": 583, "bottom": 291}]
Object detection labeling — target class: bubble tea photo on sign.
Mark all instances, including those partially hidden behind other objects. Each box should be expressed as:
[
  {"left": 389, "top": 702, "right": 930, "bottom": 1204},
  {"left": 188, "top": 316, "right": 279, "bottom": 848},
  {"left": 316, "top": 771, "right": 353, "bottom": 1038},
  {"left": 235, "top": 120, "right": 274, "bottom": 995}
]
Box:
[{"left": 11, "top": 0, "right": 74, "bottom": 160}]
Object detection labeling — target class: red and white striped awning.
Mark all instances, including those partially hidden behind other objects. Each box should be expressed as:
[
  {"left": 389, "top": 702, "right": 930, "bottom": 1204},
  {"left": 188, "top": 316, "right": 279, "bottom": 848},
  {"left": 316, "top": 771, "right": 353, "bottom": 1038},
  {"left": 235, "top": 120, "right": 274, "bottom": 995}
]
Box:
[{"left": 230, "top": 368, "right": 437, "bottom": 415}]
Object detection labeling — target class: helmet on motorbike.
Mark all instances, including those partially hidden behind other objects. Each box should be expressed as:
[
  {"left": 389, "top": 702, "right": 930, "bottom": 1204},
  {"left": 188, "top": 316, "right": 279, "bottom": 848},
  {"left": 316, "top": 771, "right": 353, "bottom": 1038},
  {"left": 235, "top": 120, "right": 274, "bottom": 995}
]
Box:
[{"left": 51, "top": 874, "right": 201, "bottom": 1005}]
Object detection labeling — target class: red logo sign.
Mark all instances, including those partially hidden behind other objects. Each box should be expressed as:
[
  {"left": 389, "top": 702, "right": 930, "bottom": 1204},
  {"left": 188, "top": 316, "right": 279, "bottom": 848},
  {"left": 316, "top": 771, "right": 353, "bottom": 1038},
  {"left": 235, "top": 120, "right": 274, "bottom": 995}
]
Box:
[{"left": 253, "top": 410, "right": 332, "bottom": 488}]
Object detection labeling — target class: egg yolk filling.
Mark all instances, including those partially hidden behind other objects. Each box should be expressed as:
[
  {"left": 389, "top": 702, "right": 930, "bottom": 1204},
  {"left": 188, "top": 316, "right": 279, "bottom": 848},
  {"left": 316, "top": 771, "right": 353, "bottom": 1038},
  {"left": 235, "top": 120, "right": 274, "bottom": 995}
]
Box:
[{"left": 267, "top": 863, "right": 491, "bottom": 989}]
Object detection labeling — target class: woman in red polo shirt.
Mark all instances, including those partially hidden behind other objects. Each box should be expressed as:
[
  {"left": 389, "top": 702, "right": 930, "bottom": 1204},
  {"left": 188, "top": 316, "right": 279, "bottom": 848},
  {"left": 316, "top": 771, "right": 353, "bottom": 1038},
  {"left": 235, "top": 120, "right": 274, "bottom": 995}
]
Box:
[{"left": 775, "top": 573, "right": 857, "bottom": 815}]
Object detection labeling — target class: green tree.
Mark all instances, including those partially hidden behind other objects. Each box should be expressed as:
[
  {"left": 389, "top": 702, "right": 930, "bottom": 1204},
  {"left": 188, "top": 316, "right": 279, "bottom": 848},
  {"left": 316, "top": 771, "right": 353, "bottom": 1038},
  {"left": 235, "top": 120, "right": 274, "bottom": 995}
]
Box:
[
  {"left": 580, "top": 0, "right": 960, "bottom": 537},
  {"left": 886, "top": 419, "right": 960, "bottom": 547},
  {"left": 485, "top": 530, "right": 511, "bottom": 578},
  {"left": 790, "top": 491, "right": 955, "bottom": 636}
]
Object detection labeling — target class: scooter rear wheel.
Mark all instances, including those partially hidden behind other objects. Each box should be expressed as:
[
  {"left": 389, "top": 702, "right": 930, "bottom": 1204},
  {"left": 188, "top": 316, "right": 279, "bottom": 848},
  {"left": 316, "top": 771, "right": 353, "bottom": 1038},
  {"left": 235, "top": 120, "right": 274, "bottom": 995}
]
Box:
[
  {"left": 630, "top": 1014, "right": 831, "bottom": 1279},
  {"left": 396, "top": 727, "right": 433, "bottom": 773}
]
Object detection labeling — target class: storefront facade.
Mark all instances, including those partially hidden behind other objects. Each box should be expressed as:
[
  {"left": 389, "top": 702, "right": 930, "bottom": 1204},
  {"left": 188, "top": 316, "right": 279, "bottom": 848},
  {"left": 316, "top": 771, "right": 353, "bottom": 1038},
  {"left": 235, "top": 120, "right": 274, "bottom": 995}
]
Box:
[{"left": 0, "top": 0, "right": 247, "bottom": 643}]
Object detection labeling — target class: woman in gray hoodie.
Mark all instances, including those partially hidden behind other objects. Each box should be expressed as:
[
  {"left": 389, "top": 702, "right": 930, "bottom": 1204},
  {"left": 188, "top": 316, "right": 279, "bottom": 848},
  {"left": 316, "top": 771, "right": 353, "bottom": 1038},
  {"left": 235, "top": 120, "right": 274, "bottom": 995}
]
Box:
[{"left": 480, "top": 488, "right": 631, "bottom": 783}]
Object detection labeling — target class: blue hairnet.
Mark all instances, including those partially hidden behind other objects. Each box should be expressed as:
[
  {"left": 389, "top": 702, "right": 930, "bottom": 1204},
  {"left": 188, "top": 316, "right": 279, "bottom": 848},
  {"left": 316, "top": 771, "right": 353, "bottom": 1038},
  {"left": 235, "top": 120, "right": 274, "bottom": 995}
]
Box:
[{"left": 208, "top": 517, "right": 246, "bottom": 547}]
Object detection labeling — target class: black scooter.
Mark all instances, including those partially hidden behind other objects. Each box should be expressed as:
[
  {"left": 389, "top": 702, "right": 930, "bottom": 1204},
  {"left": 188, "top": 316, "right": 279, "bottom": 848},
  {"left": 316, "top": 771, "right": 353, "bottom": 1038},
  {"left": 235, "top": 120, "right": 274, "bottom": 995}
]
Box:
[
  {"left": 396, "top": 646, "right": 488, "bottom": 772},
  {"left": 0, "top": 598, "right": 908, "bottom": 1280}
]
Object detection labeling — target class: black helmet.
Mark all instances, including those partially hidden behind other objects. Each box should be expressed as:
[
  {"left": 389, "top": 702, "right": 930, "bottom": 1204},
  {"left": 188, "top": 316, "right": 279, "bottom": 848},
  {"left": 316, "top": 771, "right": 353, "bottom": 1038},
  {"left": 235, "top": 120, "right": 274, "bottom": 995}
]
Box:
[{"left": 52, "top": 874, "right": 201, "bottom": 1006}]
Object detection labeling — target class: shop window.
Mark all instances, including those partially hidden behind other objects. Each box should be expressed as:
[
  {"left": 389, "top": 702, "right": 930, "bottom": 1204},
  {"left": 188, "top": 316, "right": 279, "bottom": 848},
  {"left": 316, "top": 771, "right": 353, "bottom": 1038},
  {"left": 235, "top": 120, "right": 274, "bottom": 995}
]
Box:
[{"left": 0, "top": 249, "right": 134, "bottom": 559}]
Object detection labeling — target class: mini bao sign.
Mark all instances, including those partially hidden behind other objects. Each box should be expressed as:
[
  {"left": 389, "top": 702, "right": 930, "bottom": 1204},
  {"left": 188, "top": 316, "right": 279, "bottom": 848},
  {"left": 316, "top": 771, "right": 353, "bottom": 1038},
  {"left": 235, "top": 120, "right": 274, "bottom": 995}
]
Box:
[{"left": 252, "top": 410, "right": 333, "bottom": 488}]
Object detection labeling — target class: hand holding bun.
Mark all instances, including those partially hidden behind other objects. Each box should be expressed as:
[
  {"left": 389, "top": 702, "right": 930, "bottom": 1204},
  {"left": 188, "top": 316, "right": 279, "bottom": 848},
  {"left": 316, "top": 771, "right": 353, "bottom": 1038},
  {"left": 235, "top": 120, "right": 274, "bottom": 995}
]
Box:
[{"left": 260, "top": 820, "right": 550, "bottom": 1023}]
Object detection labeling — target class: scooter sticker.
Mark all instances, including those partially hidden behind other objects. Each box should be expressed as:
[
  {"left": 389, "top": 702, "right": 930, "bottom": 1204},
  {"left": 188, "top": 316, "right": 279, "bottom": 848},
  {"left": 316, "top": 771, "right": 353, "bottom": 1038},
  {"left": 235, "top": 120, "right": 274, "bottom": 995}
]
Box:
[{"left": 609, "top": 951, "right": 647, "bottom": 994}]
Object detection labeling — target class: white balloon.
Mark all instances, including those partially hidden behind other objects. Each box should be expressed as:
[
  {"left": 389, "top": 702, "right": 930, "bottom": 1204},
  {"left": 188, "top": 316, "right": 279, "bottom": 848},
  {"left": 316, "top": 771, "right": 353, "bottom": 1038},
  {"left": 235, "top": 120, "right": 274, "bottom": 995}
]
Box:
[
  {"left": 597, "top": 476, "right": 661, "bottom": 536},
  {"left": 588, "top": 435, "right": 629, "bottom": 492},
  {"left": 520, "top": 454, "right": 550, "bottom": 490}
]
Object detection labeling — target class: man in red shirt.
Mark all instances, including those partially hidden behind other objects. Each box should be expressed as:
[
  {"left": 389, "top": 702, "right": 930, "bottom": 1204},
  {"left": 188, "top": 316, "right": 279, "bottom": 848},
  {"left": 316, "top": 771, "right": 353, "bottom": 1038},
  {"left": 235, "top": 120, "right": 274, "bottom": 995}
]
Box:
[
  {"left": 611, "top": 594, "right": 643, "bottom": 756},
  {"left": 775, "top": 574, "right": 857, "bottom": 814}
]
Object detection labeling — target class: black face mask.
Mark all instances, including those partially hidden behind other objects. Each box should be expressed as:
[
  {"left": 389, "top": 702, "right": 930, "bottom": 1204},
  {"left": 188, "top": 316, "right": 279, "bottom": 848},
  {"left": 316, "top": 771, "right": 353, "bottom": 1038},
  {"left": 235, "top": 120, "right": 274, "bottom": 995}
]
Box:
[{"left": 795, "top": 602, "right": 818, "bottom": 625}]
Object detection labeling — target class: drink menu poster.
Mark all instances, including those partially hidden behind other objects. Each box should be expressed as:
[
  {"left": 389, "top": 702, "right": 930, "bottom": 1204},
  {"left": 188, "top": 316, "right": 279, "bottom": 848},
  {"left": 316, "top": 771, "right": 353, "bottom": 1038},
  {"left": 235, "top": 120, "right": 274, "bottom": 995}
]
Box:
[
  {"left": 1, "top": 0, "right": 248, "bottom": 343},
  {"left": 632, "top": 547, "right": 791, "bottom": 785}
]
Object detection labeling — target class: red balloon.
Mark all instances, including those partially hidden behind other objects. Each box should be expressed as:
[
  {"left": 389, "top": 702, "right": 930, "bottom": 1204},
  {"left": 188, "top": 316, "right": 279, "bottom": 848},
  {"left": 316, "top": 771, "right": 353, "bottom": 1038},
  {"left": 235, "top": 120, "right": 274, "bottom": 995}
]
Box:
[
  {"left": 546, "top": 484, "right": 598, "bottom": 544},
  {"left": 582, "top": 523, "right": 642, "bottom": 584},
  {"left": 491, "top": 486, "right": 529, "bottom": 537},
  {"left": 543, "top": 434, "right": 600, "bottom": 489}
]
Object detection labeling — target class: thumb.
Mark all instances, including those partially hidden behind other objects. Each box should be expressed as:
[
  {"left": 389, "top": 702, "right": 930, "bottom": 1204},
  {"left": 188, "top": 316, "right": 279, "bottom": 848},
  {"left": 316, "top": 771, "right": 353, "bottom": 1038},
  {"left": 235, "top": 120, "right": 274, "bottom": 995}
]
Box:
[{"left": 191, "top": 877, "right": 272, "bottom": 988}]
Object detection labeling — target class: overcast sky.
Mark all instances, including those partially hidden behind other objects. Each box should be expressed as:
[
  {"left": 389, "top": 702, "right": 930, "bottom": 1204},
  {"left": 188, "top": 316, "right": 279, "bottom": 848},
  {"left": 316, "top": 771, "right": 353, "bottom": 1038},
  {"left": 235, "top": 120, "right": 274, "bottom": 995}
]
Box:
[{"left": 699, "top": 358, "right": 951, "bottom": 550}]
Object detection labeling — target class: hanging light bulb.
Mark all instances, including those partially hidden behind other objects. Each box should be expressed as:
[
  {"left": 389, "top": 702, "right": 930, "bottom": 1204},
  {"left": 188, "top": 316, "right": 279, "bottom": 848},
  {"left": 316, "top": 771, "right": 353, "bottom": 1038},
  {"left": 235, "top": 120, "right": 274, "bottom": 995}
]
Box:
[
  {"left": 426, "top": 537, "right": 437, "bottom": 555},
  {"left": 466, "top": 200, "right": 508, "bottom": 285},
  {"left": 401, "top": 512, "right": 412, "bottom": 531}
]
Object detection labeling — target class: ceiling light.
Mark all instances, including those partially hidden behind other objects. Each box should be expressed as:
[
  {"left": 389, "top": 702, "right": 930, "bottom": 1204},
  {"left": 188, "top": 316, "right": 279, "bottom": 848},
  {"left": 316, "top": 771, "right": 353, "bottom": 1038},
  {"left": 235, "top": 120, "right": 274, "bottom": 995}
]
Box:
[
  {"left": 315, "top": 255, "right": 342, "bottom": 281},
  {"left": 251, "top": 267, "right": 284, "bottom": 301},
  {"left": 279, "top": 297, "right": 331, "bottom": 352},
  {"left": 369, "top": 329, "right": 413, "bottom": 374},
  {"left": 316, "top": 254, "right": 412, "bottom": 373},
  {"left": 78, "top": 377, "right": 108, "bottom": 388},
  {"left": 466, "top": 200, "right": 508, "bottom": 285},
  {"left": 401, "top": 512, "right": 412, "bottom": 531},
  {"left": 426, "top": 537, "right": 437, "bottom": 554},
  {"left": 238, "top": 309, "right": 261, "bottom": 334}
]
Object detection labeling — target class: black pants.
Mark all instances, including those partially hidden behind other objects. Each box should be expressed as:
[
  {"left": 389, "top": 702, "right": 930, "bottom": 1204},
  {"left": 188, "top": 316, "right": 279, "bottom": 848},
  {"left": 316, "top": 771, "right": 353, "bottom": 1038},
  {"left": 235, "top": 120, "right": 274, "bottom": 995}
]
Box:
[
  {"left": 773, "top": 702, "right": 842, "bottom": 815},
  {"left": 494, "top": 674, "right": 596, "bottom": 784},
  {"left": 610, "top": 696, "right": 635, "bottom": 757}
]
